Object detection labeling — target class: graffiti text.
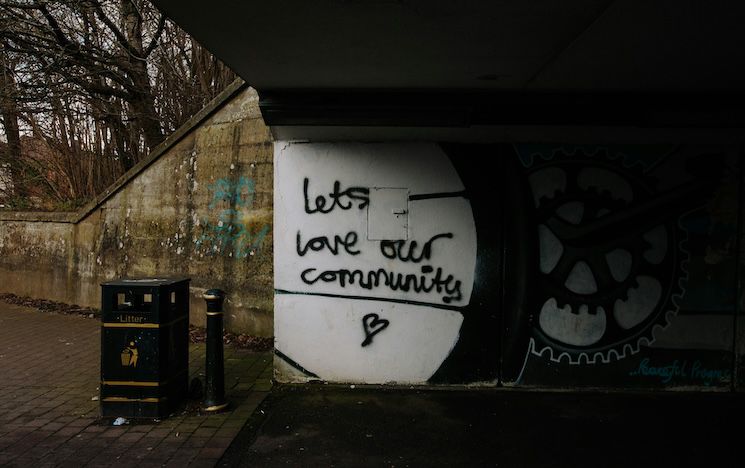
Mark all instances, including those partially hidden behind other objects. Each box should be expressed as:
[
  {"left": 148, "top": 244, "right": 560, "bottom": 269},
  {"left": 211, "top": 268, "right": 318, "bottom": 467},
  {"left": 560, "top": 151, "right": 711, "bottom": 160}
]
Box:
[
  {"left": 296, "top": 231, "right": 360, "bottom": 256},
  {"left": 303, "top": 178, "right": 369, "bottom": 214},
  {"left": 380, "top": 233, "right": 453, "bottom": 263},
  {"left": 629, "top": 358, "right": 731, "bottom": 386},
  {"left": 300, "top": 265, "right": 462, "bottom": 303}
]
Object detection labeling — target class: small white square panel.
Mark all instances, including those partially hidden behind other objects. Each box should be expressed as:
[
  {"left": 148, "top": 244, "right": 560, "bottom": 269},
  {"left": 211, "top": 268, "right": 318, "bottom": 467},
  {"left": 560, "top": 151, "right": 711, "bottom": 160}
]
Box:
[{"left": 367, "top": 187, "right": 409, "bottom": 240}]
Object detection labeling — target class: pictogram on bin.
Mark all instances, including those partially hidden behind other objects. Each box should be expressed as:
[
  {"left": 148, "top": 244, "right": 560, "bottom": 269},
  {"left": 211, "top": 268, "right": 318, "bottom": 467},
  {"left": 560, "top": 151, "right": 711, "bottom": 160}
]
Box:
[{"left": 100, "top": 278, "right": 190, "bottom": 418}]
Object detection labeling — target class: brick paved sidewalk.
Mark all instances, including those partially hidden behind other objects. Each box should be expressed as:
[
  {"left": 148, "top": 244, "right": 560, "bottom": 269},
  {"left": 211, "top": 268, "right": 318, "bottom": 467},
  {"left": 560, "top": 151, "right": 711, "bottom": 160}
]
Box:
[{"left": 0, "top": 304, "right": 272, "bottom": 467}]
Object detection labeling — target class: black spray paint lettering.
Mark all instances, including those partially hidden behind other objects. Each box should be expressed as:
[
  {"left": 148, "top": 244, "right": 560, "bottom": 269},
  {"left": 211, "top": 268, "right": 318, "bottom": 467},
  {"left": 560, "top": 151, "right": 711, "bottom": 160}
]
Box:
[
  {"left": 300, "top": 266, "right": 463, "bottom": 304},
  {"left": 361, "top": 313, "right": 390, "bottom": 347},
  {"left": 303, "top": 178, "right": 369, "bottom": 214},
  {"left": 296, "top": 231, "right": 361, "bottom": 256},
  {"left": 380, "top": 233, "right": 453, "bottom": 263}
]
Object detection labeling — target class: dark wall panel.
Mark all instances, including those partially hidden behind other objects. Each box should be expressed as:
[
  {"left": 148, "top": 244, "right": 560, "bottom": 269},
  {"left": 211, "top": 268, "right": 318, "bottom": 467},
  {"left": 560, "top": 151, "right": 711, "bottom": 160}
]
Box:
[{"left": 494, "top": 144, "right": 740, "bottom": 389}]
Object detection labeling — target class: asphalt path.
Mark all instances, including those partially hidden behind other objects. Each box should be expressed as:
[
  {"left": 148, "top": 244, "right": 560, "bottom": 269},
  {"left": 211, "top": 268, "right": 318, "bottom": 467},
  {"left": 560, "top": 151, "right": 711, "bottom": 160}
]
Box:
[{"left": 219, "top": 384, "right": 743, "bottom": 467}]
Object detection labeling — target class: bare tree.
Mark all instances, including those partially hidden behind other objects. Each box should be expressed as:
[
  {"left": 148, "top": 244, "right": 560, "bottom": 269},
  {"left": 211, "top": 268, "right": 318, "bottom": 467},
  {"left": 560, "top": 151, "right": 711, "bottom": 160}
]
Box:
[{"left": 0, "top": 0, "right": 235, "bottom": 209}]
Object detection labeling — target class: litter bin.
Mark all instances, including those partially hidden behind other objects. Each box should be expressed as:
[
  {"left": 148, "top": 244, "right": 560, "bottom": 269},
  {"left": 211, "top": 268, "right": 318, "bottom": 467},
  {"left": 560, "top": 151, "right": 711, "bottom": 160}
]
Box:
[{"left": 100, "top": 277, "right": 190, "bottom": 418}]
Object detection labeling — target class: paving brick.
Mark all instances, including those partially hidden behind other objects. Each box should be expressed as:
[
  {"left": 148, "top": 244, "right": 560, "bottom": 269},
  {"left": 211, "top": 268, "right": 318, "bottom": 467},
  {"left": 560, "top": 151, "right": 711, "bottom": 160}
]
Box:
[
  {"left": 143, "top": 427, "right": 171, "bottom": 438},
  {"left": 193, "top": 427, "right": 218, "bottom": 438},
  {"left": 0, "top": 303, "right": 271, "bottom": 466},
  {"left": 7, "top": 456, "right": 38, "bottom": 467},
  {"left": 214, "top": 427, "right": 240, "bottom": 440},
  {"left": 208, "top": 436, "right": 234, "bottom": 449},
  {"left": 196, "top": 446, "right": 225, "bottom": 459},
  {"left": 42, "top": 422, "right": 66, "bottom": 432},
  {"left": 199, "top": 418, "right": 224, "bottom": 428},
  {"left": 182, "top": 436, "right": 209, "bottom": 448},
  {"left": 187, "top": 459, "right": 219, "bottom": 468},
  {"left": 68, "top": 418, "right": 95, "bottom": 427},
  {"left": 99, "top": 427, "right": 127, "bottom": 438},
  {"left": 82, "top": 424, "right": 106, "bottom": 433},
  {"left": 164, "top": 454, "right": 197, "bottom": 467},
  {"left": 55, "top": 427, "right": 83, "bottom": 437},
  {"left": 118, "top": 432, "right": 145, "bottom": 444},
  {"left": 126, "top": 424, "right": 151, "bottom": 433}
]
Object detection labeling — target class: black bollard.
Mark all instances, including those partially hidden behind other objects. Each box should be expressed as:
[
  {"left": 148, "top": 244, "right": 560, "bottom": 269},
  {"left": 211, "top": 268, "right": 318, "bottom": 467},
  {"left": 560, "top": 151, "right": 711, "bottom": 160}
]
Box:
[{"left": 202, "top": 289, "right": 228, "bottom": 412}]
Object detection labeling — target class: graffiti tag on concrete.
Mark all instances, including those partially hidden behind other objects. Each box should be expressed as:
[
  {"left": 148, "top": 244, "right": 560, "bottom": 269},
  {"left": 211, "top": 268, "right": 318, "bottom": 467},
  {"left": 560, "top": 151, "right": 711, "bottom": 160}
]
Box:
[
  {"left": 196, "top": 177, "right": 269, "bottom": 258},
  {"left": 208, "top": 176, "right": 255, "bottom": 209},
  {"left": 628, "top": 358, "right": 731, "bottom": 386}
]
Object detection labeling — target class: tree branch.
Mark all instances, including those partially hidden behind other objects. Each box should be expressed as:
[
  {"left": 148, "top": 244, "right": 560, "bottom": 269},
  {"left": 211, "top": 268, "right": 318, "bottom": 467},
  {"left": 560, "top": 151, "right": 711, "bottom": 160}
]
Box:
[
  {"left": 143, "top": 13, "right": 165, "bottom": 58},
  {"left": 34, "top": 1, "right": 72, "bottom": 48},
  {"left": 91, "top": 1, "right": 142, "bottom": 60}
]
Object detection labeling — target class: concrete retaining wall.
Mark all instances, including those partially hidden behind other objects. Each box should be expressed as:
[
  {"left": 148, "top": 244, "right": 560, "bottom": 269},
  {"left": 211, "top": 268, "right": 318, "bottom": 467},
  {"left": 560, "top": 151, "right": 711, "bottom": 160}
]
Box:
[{"left": 0, "top": 81, "right": 274, "bottom": 336}]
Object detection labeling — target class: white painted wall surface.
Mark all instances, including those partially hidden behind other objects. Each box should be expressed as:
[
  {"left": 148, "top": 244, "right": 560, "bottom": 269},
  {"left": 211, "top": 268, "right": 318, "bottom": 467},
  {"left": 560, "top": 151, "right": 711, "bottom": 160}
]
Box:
[
  {"left": 275, "top": 295, "right": 464, "bottom": 383},
  {"left": 274, "top": 142, "right": 477, "bottom": 383}
]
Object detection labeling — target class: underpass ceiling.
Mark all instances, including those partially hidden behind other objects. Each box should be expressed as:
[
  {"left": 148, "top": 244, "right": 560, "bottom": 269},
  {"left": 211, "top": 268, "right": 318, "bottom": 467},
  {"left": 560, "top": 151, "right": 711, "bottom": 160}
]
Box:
[
  {"left": 151, "top": 1, "right": 745, "bottom": 137},
  {"left": 151, "top": 0, "right": 745, "bottom": 91}
]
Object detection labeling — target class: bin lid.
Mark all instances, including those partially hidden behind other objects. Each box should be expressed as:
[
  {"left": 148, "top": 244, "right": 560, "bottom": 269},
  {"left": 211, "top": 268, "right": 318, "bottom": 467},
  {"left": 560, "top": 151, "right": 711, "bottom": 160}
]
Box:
[{"left": 101, "top": 277, "right": 190, "bottom": 287}]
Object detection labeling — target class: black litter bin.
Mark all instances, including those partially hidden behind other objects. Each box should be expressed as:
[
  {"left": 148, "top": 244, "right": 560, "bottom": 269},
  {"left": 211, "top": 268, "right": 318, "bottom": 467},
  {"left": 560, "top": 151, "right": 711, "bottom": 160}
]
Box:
[{"left": 100, "top": 277, "right": 190, "bottom": 418}]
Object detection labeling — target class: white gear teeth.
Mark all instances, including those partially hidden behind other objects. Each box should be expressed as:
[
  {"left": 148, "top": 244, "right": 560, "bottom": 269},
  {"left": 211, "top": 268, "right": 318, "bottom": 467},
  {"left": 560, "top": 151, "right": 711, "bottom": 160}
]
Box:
[{"left": 525, "top": 149, "right": 690, "bottom": 366}]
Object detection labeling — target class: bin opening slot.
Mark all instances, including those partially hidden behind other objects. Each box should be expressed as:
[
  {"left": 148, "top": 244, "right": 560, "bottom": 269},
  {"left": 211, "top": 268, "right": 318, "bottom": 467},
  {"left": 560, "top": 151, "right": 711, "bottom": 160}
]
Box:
[
  {"left": 116, "top": 293, "right": 130, "bottom": 310},
  {"left": 113, "top": 290, "right": 152, "bottom": 312}
]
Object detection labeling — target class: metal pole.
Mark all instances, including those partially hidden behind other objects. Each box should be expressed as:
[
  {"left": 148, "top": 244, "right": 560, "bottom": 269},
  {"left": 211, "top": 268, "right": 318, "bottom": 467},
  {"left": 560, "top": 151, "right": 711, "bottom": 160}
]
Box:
[{"left": 203, "top": 289, "right": 228, "bottom": 412}]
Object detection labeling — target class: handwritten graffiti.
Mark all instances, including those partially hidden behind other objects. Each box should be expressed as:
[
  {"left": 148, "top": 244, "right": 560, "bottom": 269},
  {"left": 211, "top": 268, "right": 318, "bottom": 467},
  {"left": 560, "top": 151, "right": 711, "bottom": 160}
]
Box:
[
  {"left": 295, "top": 178, "right": 464, "bottom": 305},
  {"left": 300, "top": 265, "right": 462, "bottom": 303},
  {"left": 303, "top": 178, "right": 369, "bottom": 214},
  {"left": 208, "top": 176, "right": 255, "bottom": 209},
  {"left": 279, "top": 172, "right": 470, "bottom": 370},
  {"left": 196, "top": 177, "right": 269, "bottom": 258},
  {"left": 361, "top": 313, "right": 390, "bottom": 347},
  {"left": 295, "top": 177, "right": 463, "bottom": 304},
  {"left": 629, "top": 358, "right": 731, "bottom": 386},
  {"left": 380, "top": 233, "right": 453, "bottom": 263},
  {"left": 296, "top": 231, "right": 360, "bottom": 256}
]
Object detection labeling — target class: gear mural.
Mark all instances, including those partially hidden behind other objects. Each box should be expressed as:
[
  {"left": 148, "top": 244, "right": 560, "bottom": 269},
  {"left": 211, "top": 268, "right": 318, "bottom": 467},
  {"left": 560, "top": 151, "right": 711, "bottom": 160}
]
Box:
[{"left": 523, "top": 149, "right": 687, "bottom": 364}]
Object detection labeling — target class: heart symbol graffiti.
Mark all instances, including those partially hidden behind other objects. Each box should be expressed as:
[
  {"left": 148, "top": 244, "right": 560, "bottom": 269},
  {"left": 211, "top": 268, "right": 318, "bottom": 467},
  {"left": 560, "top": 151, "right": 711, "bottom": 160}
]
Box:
[{"left": 361, "top": 313, "right": 390, "bottom": 347}]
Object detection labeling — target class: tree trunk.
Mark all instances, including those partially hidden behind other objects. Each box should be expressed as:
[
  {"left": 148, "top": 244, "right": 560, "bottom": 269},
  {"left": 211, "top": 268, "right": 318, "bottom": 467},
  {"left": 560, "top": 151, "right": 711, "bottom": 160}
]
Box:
[
  {"left": 0, "top": 49, "right": 24, "bottom": 198},
  {"left": 121, "top": 0, "right": 163, "bottom": 154}
]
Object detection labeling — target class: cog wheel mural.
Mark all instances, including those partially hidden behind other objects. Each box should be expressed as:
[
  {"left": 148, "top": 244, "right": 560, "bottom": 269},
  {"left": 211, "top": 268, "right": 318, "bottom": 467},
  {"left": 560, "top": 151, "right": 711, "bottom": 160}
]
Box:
[{"left": 525, "top": 149, "right": 687, "bottom": 364}]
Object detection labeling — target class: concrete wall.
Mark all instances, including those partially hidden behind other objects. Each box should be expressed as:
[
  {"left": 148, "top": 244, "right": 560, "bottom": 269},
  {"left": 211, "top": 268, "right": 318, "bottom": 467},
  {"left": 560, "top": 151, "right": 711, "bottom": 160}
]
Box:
[
  {"left": 0, "top": 81, "right": 274, "bottom": 336},
  {"left": 274, "top": 141, "right": 743, "bottom": 390}
]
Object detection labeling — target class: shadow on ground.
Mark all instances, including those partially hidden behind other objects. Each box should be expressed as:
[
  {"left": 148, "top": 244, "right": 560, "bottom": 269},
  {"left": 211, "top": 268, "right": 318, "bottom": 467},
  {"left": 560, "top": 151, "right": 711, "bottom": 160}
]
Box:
[{"left": 220, "top": 385, "right": 743, "bottom": 467}]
